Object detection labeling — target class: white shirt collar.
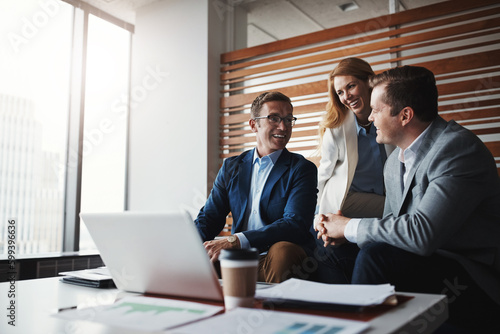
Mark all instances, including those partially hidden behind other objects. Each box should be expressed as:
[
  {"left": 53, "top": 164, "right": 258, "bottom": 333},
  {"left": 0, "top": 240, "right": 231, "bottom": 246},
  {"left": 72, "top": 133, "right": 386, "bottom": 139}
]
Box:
[
  {"left": 398, "top": 122, "right": 433, "bottom": 187},
  {"left": 398, "top": 123, "right": 432, "bottom": 164}
]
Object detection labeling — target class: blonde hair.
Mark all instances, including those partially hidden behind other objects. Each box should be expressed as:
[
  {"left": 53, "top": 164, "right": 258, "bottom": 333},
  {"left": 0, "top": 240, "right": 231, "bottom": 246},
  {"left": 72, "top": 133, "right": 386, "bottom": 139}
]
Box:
[{"left": 319, "top": 58, "right": 375, "bottom": 143}]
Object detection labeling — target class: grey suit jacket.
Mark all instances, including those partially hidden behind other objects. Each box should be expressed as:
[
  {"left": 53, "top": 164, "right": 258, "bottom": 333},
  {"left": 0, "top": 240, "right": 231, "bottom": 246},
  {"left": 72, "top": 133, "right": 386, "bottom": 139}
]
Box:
[{"left": 357, "top": 116, "right": 500, "bottom": 304}]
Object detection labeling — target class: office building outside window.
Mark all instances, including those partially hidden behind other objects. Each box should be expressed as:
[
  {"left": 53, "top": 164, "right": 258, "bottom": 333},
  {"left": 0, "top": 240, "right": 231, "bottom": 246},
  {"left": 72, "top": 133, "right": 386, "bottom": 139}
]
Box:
[{"left": 0, "top": 0, "right": 130, "bottom": 256}]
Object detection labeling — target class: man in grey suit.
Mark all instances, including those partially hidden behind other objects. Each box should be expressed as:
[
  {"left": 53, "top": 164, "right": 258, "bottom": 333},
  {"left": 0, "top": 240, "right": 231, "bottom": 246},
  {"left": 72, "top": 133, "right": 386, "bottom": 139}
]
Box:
[{"left": 316, "top": 65, "right": 500, "bottom": 332}]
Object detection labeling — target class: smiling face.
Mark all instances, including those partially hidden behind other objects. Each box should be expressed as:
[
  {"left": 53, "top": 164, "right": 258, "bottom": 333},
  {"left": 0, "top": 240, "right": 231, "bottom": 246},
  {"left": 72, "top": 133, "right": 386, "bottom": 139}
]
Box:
[
  {"left": 333, "top": 75, "right": 372, "bottom": 121},
  {"left": 250, "top": 100, "right": 293, "bottom": 157},
  {"left": 369, "top": 84, "right": 404, "bottom": 146}
]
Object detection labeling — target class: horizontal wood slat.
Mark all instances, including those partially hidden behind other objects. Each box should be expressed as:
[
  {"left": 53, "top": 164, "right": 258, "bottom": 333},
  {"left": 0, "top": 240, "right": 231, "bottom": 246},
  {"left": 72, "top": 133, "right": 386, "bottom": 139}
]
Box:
[
  {"left": 218, "top": 214, "right": 233, "bottom": 237},
  {"left": 441, "top": 107, "right": 500, "bottom": 122},
  {"left": 220, "top": 49, "right": 500, "bottom": 110},
  {"left": 221, "top": 28, "right": 500, "bottom": 92},
  {"left": 221, "top": 0, "right": 500, "bottom": 63},
  {"left": 221, "top": 19, "right": 500, "bottom": 82},
  {"left": 219, "top": 1, "right": 500, "bottom": 175},
  {"left": 472, "top": 128, "right": 500, "bottom": 136},
  {"left": 221, "top": 81, "right": 327, "bottom": 109},
  {"left": 221, "top": 7, "right": 500, "bottom": 74},
  {"left": 485, "top": 141, "right": 500, "bottom": 158}
]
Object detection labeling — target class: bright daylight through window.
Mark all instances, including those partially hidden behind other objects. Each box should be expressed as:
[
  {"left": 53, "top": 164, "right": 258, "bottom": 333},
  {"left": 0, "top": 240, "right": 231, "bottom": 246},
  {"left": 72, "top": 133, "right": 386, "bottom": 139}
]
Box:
[
  {"left": 80, "top": 14, "right": 130, "bottom": 251},
  {"left": 0, "top": 0, "right": 130, "bottom": 256}
]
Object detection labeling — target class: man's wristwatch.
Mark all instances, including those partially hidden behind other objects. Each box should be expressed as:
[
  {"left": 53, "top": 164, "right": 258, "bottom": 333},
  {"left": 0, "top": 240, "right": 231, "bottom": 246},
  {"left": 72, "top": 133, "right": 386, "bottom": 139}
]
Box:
[{"left": 227, "top": 235, "right": 238, "bottom": 248}]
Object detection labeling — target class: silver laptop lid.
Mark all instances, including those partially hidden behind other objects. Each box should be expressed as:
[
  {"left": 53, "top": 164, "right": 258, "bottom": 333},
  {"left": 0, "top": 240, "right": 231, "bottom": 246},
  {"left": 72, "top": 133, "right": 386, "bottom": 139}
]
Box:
[{"left": 80, "top": 211, "right": 223, "bottom": 302}]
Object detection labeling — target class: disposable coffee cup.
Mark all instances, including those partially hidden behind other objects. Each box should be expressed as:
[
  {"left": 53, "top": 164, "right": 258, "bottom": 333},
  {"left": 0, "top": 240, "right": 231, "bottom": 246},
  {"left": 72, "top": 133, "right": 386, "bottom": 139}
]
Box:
[{"left": 219, "top": 248, "right": 259, "bottom": 310}]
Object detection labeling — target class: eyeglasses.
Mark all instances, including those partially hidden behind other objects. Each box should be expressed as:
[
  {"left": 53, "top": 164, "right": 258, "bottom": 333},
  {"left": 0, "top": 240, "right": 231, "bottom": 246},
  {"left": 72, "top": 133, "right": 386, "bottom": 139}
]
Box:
[{"left": 253, "top": 115, "right": 297, "bottom": 127}]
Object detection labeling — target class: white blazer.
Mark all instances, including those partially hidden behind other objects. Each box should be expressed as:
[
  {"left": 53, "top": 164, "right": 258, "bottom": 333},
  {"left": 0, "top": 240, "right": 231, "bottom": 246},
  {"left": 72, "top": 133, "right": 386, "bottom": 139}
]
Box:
[{"left": 317, "top": 111, "right": 394, "bottom": 216}]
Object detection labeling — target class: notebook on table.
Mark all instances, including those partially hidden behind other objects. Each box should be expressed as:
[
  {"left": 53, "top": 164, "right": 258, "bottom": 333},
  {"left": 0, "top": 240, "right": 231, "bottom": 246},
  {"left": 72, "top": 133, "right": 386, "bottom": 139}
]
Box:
[{"left": 79, "top": 211, "right": 223, "bottom": 302}]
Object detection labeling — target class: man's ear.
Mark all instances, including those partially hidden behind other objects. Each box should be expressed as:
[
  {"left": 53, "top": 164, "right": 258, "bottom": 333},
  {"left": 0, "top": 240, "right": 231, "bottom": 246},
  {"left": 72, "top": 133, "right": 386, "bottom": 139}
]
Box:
[
  {"left": 401, "top": 107, "right": 414, "bottom": 126},
  {"left": 249, "top": 118, "right": 258, "bottom": 133}
]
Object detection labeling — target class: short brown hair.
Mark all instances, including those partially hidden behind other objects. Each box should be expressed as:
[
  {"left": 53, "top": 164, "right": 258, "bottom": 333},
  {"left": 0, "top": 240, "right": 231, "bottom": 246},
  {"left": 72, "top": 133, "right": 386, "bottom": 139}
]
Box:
[
  {"left": 250, "top": 91, "right": 293, "bottom": 118},
  {"left": 370, "top": 66, "right": 438, "bottom": 122}
]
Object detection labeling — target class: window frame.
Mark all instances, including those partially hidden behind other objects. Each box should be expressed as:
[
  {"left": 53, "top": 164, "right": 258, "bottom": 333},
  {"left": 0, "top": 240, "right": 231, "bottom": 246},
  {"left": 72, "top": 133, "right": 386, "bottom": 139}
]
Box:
[{"left": 61, "top": 0, "right": 133, "bottom": 253}]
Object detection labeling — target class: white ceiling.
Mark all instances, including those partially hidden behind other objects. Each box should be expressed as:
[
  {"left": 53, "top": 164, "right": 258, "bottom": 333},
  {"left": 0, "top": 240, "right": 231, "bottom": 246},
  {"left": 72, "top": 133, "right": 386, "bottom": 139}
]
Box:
[
  {"left": 242, "top": 0, "right": 447, "bottom": 46},
  {"left": 81, "top": 0, "right": 447, "bottom": 47}
]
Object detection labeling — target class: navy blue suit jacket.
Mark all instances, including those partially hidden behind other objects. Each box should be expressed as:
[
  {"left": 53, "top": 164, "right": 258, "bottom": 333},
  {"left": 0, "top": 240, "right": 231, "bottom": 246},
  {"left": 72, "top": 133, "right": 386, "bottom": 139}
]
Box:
[{"left": 195, "top": 149, "right": 317, "bottom": 253}]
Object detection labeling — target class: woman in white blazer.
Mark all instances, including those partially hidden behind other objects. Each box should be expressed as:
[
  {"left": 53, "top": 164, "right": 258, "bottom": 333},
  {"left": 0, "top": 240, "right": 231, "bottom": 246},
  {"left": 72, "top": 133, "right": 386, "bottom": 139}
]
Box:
[
  {"left": 314, "top": 58, "right": 394, "bottom": 283},
  {"left": 317, "top": 58, "right": 394, "bottom": 220}
]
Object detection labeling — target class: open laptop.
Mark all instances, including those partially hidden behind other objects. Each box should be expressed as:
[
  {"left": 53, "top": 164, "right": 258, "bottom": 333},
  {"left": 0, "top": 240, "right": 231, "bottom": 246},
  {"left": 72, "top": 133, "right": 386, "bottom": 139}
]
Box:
[{"left": 80, "top": 211, "right": 223, "bottom": 302}]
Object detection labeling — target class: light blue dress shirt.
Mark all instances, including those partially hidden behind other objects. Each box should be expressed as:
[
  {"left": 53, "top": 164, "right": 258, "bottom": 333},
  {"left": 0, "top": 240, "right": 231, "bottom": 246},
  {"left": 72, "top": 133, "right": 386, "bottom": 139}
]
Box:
[
  {"left": 349, "top": 122, "right": 387, "bottom": 196},
  {"left": 236, "top": 148, "right": 283, "bottom": 249}
]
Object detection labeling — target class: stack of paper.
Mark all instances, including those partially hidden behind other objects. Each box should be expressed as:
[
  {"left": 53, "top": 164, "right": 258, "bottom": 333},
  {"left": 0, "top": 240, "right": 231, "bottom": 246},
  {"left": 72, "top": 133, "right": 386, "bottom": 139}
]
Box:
[
  {"left": 59, "top": 267, "right": 115, "bottom": 288},
  {"left": 255, "top": 278, "right": 396, "bottom": 311}
]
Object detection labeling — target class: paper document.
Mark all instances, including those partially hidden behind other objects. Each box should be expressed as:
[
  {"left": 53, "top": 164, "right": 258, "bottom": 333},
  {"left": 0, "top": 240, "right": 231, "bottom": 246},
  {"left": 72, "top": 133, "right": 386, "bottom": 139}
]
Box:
[
  {"left": 59, "top": 267, "right": 112, "bottom": 281},
  {"left": 255, "top": 278, "right": 395, "bottom": 306},
  {"left": 53, "top": 295, "right": 224, "bottom": 331},
  {"left": 59, "top": 267, "right": 115, "bottom": 288},
  {"left": 169, "top": 308, "right": 369, "bottom": 334}
]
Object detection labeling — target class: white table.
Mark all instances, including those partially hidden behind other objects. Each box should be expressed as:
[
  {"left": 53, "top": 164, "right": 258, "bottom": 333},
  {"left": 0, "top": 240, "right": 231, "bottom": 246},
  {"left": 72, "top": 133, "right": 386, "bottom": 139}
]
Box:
[{"left": 0, "top": 277, "right": 447, "bottom": 334}]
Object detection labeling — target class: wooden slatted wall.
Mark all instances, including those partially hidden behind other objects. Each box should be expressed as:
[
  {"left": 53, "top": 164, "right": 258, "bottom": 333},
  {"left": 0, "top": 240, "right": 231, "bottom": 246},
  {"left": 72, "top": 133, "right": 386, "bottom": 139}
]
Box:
[{"left": 219, "top": 0, "right": 500, "bottom": 174}]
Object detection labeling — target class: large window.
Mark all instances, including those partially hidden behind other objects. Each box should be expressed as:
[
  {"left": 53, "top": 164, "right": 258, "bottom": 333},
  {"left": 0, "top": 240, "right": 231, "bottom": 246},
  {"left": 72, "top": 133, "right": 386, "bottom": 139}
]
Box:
[
  {"left": 0, "top": 0, "right": 131, "bottom": 256},
  {"left": 80, "top": 14, "right": 130, "bottom": 251}
]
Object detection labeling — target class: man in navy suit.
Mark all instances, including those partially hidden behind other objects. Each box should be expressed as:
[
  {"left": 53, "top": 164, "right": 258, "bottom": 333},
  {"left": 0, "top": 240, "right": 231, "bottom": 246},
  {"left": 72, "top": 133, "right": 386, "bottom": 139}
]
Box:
[
  {"left": 316, "top": 66, "right": 500, "bottom": 331},
  {"left": 195, "top": 91, "right": 317, "bottom": 283}
]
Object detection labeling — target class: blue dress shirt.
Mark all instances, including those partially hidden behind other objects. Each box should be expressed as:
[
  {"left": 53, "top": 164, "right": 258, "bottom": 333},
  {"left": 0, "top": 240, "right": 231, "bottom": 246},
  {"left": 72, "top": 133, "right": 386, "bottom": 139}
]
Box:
[
  {"left": 349, "top": 122, "right": 387, "bottom": 196},
  {"left": 237, "top": 148, "right": 283, "bottom": 249}
]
